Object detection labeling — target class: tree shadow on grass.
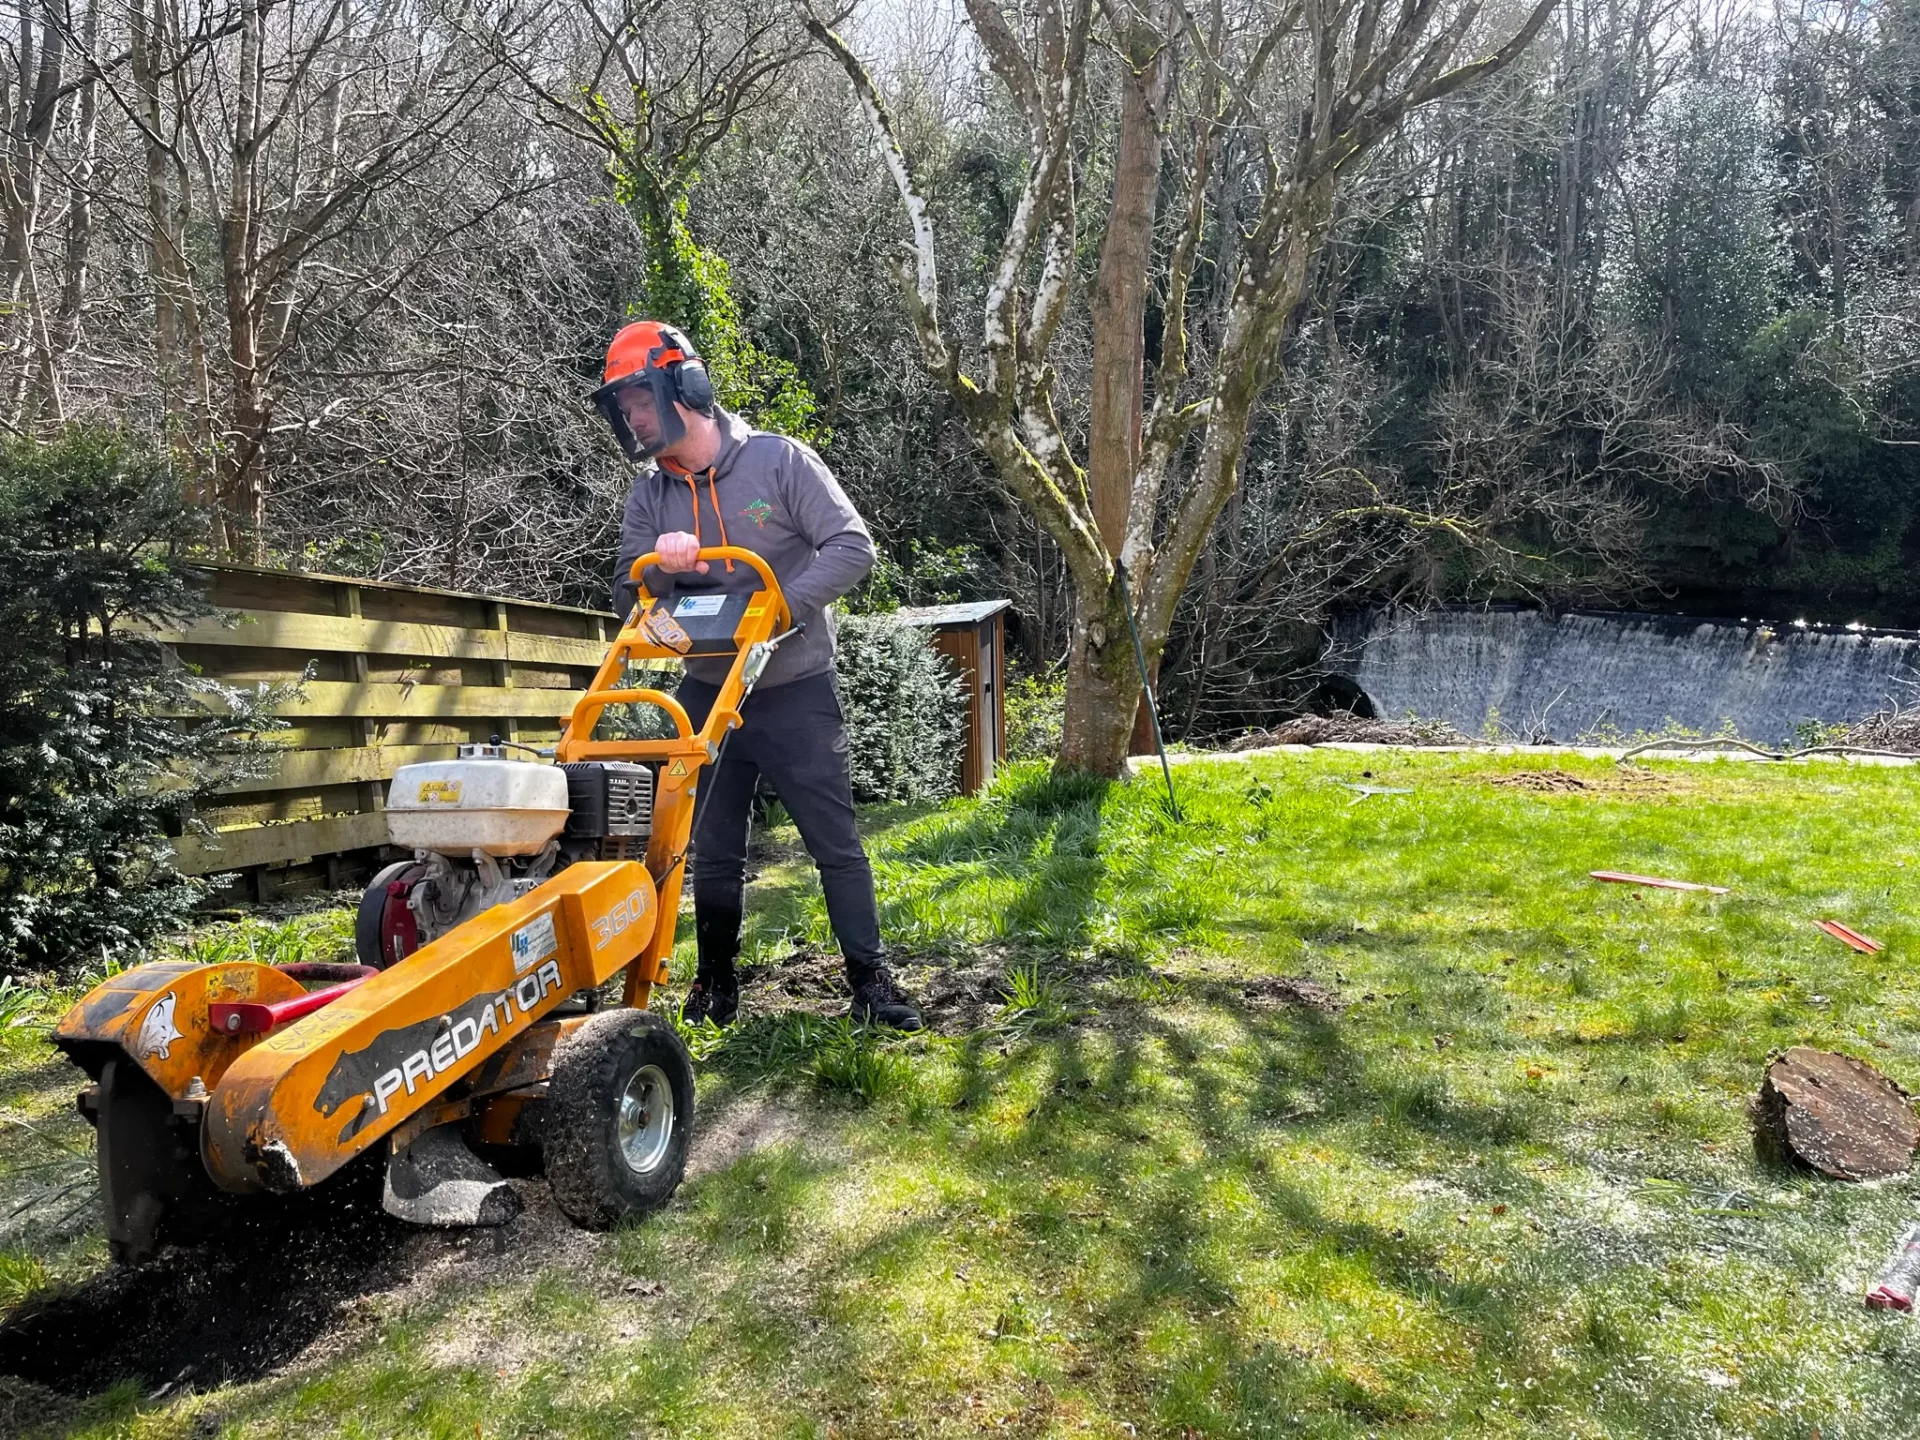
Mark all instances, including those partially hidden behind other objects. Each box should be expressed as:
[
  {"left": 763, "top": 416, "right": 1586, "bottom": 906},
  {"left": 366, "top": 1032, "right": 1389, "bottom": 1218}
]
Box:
[{"left": 811, "top": 999, "right": 1767, "bottom": 1435}]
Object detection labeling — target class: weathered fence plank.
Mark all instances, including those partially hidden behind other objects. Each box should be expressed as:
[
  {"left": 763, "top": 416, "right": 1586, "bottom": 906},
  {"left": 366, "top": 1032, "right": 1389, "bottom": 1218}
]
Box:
[
  {"left": 152, "top": 609, "right": 610, "bottom": 669},
  {"left": 163, "top": 564, "right": 617, "bottom": 895},
  {"left": 211, "top": 744, "right": 459, "bottom": 794},
  {"left": 174, "top": 812, "right": 392, "bottom": 875},
  {"left": 178, "top": 680, "right": 583, "bottom": 722}
]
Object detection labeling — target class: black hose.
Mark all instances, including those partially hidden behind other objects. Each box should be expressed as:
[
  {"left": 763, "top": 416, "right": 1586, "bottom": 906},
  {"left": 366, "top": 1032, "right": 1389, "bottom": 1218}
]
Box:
[{"left": 1113, "top": 560, "right": 1182, "bottom": 822}]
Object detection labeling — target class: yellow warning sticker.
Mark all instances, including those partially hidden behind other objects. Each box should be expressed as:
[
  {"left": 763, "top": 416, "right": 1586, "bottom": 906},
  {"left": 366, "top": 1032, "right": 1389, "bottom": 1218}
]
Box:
[
  {"left": 417, "top": 780, "right": 462, "bottom": 804},
  {"left": 668, "top": 759, "right": 689, "bottom": 777}
]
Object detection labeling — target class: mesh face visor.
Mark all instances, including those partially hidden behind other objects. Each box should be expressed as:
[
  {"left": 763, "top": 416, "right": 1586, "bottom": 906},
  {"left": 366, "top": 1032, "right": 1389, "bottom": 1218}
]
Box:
[{"left": 591, "top": 368, "right": 686, "bottom": 462}]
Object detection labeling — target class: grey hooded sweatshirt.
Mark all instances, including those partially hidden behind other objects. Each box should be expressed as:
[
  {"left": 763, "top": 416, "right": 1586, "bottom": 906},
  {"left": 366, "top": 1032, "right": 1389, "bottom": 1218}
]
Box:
[{"left": 612, "top": 408, "right": 875, "bottom": 690}]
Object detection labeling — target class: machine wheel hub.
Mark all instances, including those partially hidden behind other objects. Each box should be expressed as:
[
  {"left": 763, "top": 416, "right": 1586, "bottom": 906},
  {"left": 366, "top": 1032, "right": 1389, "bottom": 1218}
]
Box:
[{"left": 616, "top": 1063, "right": 674, "bottom": 1175}]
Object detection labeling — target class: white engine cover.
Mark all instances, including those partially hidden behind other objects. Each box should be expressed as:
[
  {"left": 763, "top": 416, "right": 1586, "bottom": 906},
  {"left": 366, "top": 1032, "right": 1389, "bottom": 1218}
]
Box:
[{"left": 385, "top": 759, "right": 569, "bottom": 856}]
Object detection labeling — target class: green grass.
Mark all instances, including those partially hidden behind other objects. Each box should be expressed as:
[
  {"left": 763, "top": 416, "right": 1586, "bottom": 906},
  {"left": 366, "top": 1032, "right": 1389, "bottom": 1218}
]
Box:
[{"left": 8, "top": 749, "right": 1920, "bottom": 1436}]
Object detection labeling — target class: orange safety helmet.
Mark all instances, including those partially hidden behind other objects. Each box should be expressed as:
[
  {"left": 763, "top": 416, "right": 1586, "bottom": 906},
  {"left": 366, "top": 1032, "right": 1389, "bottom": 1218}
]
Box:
[{"left": 591, "top": 320, "right": 715, "bottom": 461}]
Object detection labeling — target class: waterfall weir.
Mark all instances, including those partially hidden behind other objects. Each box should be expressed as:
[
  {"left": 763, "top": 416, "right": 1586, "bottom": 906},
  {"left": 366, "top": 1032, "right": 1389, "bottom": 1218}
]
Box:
[{"left": 1335, "top": 609, "right": 1920, "bottom": 745}]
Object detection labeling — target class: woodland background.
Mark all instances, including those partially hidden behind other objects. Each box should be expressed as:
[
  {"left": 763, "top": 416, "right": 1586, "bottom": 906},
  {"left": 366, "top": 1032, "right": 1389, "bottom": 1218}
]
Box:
[{"left": 4, "top": 0, "right": 1918, "bottom": 741}]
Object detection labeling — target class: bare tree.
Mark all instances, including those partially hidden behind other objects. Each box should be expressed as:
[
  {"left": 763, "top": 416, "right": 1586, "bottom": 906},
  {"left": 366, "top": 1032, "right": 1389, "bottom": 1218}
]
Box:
[
  {"left": 478, "top": 0, "right": 827, "bottom": 403},
  {"left": 812, "top": 0, "right": 1559, "bottom": 775},
  {"left": 73, "top": 0, "right": 502, "bottom": 555},
  {"left": 1, "top": 0, "right": 108, "bottom": 426}
]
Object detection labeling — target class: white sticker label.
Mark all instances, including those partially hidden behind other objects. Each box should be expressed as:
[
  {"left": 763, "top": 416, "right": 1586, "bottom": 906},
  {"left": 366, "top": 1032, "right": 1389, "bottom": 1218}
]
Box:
[
  {"left": 510, "top": 912, "right": 558, "bottom": 974},
  {"left": 138, "top": 992, "right": 183, "bottom": 1060},
  {"left": 674, "top": 594, "right": 726, "bottom": 617}
]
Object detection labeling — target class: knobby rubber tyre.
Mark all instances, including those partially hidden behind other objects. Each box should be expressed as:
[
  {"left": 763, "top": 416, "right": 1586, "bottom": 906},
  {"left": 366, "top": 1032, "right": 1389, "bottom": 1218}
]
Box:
[{"left": 543, "top": 1008, "right": 694, "bottom": 1228}]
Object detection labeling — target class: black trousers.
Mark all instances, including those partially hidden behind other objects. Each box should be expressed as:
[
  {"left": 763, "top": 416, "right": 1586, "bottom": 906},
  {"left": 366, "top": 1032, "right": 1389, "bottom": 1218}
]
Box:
[{"left": 676, "top": 670, "right": 885, "bottom": 974}]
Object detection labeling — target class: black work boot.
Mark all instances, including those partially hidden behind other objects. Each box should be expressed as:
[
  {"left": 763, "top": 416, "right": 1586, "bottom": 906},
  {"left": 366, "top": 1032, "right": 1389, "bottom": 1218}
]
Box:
[
  {"left": 848, "top": 966, "right": 924, "bottom": 1031},
  {"left": 682, "top": 903, "right": 743, "bottom": 1028},
  {"left": 680, "top": 978, "right": 739, "bottom": 1028}
]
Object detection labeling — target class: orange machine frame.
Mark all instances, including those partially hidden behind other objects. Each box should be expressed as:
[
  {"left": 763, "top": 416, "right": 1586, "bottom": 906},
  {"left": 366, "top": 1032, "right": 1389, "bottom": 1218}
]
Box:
[
  {"left": 557, "top": 545, "right": 791, "bottom": 1008},
  {"left": 55, "top": 547, "right": 788, "bottom": 1203}
]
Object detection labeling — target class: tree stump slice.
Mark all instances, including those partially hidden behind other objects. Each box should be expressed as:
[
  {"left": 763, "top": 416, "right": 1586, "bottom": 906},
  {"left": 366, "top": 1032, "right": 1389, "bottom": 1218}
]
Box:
[{"left": 1753, "top": 1047, "right": 1920, "bottom": 1180}]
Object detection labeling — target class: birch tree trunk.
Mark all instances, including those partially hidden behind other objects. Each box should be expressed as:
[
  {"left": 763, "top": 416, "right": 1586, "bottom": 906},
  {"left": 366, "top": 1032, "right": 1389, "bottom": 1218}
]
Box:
[{"left": 49, "top": 0, "right": 100, "bottom": 393}]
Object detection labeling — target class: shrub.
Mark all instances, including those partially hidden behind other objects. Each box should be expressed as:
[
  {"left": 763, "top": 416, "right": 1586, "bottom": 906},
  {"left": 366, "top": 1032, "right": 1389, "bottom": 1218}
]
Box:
[
  {"left": 1005, "top": 669, "right": 1066, "bottom": 762},
  {"left": 0, "top": 428, "right": 279, "bottom": 978},
  {"left": 833, "top": 610, "right": 965, "bottom": 803},
  {"left": 855, "top": 540, "right": 979, "bottom": 611}
]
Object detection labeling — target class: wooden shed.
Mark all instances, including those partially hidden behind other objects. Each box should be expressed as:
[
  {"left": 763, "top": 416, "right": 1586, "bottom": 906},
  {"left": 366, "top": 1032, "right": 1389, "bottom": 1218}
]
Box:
[{"left": 894, "top": 600, "right": 1011, "bottom": 797}]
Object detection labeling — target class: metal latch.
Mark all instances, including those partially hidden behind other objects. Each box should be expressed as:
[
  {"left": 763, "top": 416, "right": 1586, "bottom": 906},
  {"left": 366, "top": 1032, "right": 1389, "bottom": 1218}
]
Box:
[{"left": 740, "top": 622, "right": 805, "bottom": 691}]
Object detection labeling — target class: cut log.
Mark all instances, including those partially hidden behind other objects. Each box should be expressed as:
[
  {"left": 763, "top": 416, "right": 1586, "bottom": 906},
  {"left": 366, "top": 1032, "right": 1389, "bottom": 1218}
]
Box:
[{"left": 1753, "top": 1047, "right": 1920, "bottom": 1180}]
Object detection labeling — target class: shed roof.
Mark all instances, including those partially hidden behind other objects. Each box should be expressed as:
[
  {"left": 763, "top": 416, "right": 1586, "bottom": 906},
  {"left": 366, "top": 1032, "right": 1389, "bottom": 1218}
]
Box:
[{"left": 892, "top": 599, "right": 1013, "bottom": 628}]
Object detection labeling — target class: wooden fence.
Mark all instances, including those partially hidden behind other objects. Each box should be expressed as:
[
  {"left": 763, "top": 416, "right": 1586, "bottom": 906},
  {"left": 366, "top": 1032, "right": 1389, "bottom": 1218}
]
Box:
[{"left": 155, "top": 564, "right": 616, "bottom": 900}]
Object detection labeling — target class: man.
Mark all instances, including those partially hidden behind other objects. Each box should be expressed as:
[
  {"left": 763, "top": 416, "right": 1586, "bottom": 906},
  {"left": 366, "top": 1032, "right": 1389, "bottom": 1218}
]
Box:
[{"left": 594, "top": 319, "right": 922, "bottom": 1031}]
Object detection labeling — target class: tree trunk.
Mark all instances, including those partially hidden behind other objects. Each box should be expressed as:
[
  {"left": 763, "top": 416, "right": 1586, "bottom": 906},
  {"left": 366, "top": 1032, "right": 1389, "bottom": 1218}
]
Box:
[
  {"left": 49, "top": 0, "right": 98, "bottom": 386},
  {"left": 222, "top": 381, "right": 268, "bottom": 559},
  {"left": 221, "top": 0, "right": 264, "bottom": 560},
  {"left": 1087, "top": 32, "right": 1160, "bottom": 547},
  {"left": 133, "top": 0, "right": 217, "bottom": 537},
  {"left": 1058, "top": 578, "right": 1146, "bottom": 777},
  {"left": 1087, "top": 15, "right": 1169, "bottom": 761}
]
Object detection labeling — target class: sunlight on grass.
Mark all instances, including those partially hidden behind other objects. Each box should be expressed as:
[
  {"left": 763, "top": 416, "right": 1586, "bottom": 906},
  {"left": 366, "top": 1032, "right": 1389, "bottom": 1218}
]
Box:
[{"left": 16, "top": 750, "right": 1920, "bottom": 1436}]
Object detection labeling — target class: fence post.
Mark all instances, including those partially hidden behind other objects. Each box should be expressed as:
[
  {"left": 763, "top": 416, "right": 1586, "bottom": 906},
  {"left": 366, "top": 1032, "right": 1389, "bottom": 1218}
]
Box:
[
  {"left": 490, "top": 600, "right": 519, "bottom": 745},
  {"left": 337, "top": 582, "right": 384, "bottom": 815}
]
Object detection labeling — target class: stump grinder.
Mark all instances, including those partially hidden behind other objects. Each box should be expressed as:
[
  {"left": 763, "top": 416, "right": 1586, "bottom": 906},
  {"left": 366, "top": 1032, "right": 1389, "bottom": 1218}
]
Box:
[{"left": 54, "top": 547, "right": 792, "bottom": 1263}]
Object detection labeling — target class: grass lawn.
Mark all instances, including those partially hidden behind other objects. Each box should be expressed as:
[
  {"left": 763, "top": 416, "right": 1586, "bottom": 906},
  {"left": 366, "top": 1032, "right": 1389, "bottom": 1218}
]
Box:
[{"left": 5, "top": 747, "right": 1920, "bottom": 1437}]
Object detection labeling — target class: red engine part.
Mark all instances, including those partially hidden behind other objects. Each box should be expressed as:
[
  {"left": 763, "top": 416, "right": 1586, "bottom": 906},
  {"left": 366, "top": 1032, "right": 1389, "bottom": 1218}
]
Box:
[
  {"left": 381, "top": 878, "right": 422, "bottom": 967},
  {"left": 210, "top": 974, "right": 374, "bottom": 1035}
]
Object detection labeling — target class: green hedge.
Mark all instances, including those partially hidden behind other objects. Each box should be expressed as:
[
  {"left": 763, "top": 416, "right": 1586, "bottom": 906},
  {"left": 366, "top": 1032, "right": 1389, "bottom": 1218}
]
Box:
[{"left": 833, "top": 611, "right": 964, "bottom": 803}]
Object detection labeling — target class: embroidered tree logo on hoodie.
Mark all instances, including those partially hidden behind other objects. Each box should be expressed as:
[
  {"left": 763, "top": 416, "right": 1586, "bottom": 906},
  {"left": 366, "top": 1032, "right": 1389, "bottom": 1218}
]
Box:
[{"left": 740, "top": 498, "right": 774, "bottom": 528}]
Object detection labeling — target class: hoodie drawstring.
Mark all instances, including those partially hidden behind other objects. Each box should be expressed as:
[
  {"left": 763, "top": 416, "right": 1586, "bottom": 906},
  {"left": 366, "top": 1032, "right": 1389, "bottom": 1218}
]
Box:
[
  {"left": 676, "top": 466, "right": 734, "bottom": 573},
  {"left": 704, "top": 470, "right": 733, "bottom": 571}
]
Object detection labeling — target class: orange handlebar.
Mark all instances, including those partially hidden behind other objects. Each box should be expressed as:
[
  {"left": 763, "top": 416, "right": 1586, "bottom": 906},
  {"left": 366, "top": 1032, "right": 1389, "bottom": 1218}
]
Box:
[
  {"left": 581, "top": 689, "right": 693, "bottom": 739},
  {"left": 630, "top": 546, "right": 790, "bottom": 632}
]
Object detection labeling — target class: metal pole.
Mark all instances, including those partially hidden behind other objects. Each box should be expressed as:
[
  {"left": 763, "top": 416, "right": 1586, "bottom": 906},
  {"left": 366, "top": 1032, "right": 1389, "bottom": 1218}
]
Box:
[{"left": 1112, "top": 561, "right": 1181, "bottom": 821}]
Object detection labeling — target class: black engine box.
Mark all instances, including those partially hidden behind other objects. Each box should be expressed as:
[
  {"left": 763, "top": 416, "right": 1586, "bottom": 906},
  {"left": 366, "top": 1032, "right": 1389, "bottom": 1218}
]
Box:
[{"left": 561, "top": 761, "right": 655, "bottom": 839}]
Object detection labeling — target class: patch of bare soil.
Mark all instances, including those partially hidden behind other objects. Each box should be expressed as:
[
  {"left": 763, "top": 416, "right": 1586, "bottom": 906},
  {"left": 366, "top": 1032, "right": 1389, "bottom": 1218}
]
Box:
[
  {"left": 737, "top": 948, "right": 1013, "bottom": 1036},
  {"left": 0, "top": 1156, "right": 430, "bottom": 1402},
  {"left": 735, "top": 947, "right": 1344, "bottom": 1032},
  {"left": 1228, "top": 712, "right": 1469, "bottom": 749},
  {"left": 0, "top": 1087, "right": 831, "bottom": 1424},
  {"left": 1486, "top": 768, "right": 1672, "bottom": 794},
  {"left": 0, "top": 1145, "right": 653, "bottom": 1404},
  {"left": 685, "top": 1094, "right": 812, "bottom": 1181},
  {"left": 1236, "top": 975, "right": 1344, "bottom": 1011},
  {"left": 1492, "top": 770, "right": 1589, "bottom": 792},
  {"left": 1134, "top": 952, "right": 1344, "bottom": 1014}
]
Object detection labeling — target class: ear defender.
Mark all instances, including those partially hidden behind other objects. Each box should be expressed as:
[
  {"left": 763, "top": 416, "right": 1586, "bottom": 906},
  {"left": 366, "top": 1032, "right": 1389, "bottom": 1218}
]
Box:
[
  {"left": 653, "top": 324, "right": 714, "bottom": 413},
  {"left": 674, "top": 359, "right": 715, "bottom": 413}
]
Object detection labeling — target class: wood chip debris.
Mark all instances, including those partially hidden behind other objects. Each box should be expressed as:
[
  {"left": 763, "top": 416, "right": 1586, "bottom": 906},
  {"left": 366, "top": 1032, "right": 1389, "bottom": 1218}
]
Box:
[
  {"left": 1815, "top": 919, "right": 1884, "bottom": 954},
  {"left": 1590, "top": 870, "right": 1730, "bottom": 895}
]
